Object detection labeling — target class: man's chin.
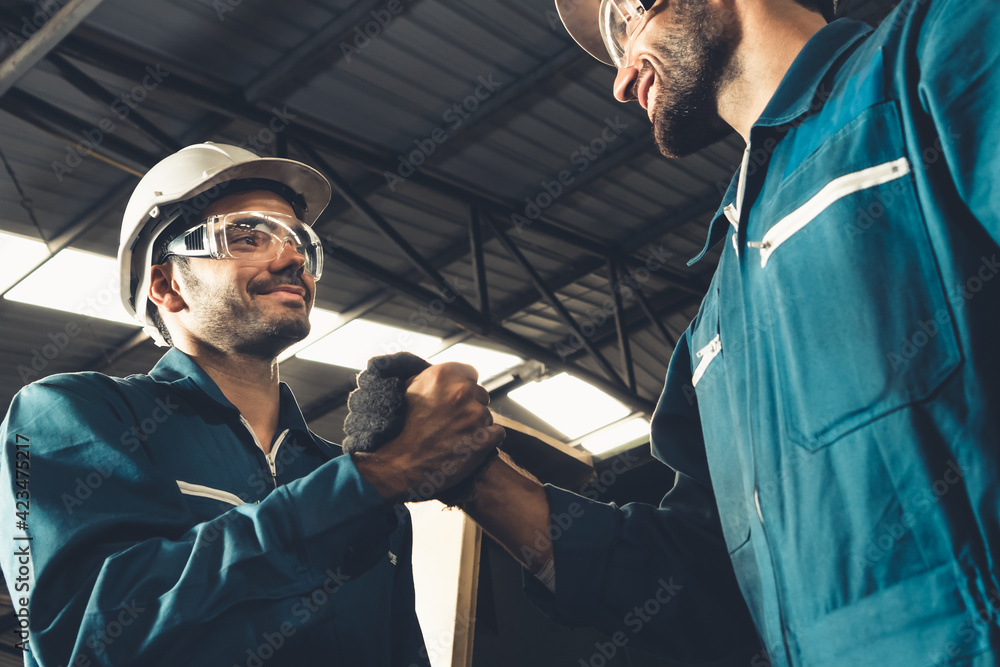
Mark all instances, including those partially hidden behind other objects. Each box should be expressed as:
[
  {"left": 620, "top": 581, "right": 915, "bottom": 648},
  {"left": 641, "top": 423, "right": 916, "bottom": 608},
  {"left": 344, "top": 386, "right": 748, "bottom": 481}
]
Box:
[
  {"left": 272, "top": 318, "right": 311, "bottom": 349},
  {"left": 653, "top": 111, "right": 732, "bottom": 159},
  {"left": 236, "top": 318, "right": 311, "bottom": 360}
]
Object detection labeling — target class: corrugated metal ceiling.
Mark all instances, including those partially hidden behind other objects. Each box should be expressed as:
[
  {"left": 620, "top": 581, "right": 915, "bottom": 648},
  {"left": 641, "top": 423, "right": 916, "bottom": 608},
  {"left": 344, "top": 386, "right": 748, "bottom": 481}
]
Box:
[{"left": 0, "top": 0, "right": 898, "bottom": 433}]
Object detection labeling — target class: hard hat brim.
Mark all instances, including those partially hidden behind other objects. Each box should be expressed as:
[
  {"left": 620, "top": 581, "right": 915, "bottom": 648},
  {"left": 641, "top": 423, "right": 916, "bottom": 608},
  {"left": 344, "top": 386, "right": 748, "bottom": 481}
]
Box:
[
  {"left": 555, "top": 0, "right": 614, "bottom": 66},
  {"left": 162, "top": 157, "right": 332, "bottom": 226}
]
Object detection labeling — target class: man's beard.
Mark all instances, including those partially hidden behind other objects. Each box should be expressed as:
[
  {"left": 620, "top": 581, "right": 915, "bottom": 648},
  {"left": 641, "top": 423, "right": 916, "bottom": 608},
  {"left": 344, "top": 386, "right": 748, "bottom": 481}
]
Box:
[
  {"left": 183, "top": 267, "right": 311, "bottom": 359},
  {"left": 646, "top": 0, "right": 741, "bottom": 158}
]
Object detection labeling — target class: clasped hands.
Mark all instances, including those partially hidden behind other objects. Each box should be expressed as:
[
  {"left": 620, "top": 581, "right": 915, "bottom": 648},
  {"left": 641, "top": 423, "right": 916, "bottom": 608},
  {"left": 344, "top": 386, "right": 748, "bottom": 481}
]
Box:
[{"left": 345, "top": 352, "right": 505, "bottom": 506}]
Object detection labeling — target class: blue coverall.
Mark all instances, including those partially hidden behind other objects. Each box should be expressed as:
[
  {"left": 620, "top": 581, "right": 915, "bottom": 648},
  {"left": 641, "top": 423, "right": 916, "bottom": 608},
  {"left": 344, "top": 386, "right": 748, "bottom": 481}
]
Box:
[
  {"left": 527, "top": 2, "right": 1000, "bottom": 665},
  {"left": 0, "top": 348, "right": 429, "bottom": 666}
]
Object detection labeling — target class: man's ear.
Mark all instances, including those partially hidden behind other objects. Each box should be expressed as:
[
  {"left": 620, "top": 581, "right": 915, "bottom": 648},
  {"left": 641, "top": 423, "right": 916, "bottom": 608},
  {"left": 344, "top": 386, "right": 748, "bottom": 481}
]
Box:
[{"left": 148, "top": 262, "right": 187, "bottom": 314}]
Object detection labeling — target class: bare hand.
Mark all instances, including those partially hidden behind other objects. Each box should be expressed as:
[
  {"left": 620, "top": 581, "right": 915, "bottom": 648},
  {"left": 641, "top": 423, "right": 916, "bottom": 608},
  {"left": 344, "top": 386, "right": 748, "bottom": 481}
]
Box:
[{"left": 352, "top": 362, "right": 505, "bottom": 503}]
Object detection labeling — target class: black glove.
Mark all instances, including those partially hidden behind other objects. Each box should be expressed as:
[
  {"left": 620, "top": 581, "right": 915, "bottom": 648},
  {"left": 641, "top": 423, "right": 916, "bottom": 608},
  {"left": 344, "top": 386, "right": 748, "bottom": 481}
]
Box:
[
  {"left": 342, "top": 352, "right": 431, "bottom": 454},
  {"left": 341, "top": 352, "right": 492, "bottom": 506}
]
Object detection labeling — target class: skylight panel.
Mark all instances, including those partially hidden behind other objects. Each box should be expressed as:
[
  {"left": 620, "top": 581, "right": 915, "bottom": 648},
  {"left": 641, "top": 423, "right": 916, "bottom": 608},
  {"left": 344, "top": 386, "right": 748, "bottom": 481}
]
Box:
[
  {"left": 0, "top": 232, "right": 50, "bottom": 294},
  {"left": 428, "top": 343, "right": 523, "bottom": 383},
  {"left": 295, "top": 318, "right": 442, "bottom": 370},
  {"left": 508, "top": 373, "right": 631, "bottom": 440},
  {"left": 5, "top": 248, "right": 137, "bottom": 326},
  {"left": 578, "top": 417, "right": 650, "bottom": 455},
  {"left": 277, "top": 308, "right": 342, "bottom": 362}
]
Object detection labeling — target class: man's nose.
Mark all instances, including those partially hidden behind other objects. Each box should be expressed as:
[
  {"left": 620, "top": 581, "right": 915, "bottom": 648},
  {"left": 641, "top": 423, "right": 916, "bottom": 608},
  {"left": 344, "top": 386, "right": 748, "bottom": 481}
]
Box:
[
  {"left": 613, "top": 65, "right": 639, "bottom": 103},
  {"left": 271, "top": 239, "right": 306, "bottom": 271}
]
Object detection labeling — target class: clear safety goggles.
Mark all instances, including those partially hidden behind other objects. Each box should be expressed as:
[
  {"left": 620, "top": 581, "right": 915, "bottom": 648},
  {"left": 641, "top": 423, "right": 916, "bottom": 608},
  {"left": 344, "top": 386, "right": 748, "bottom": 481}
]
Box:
[
  {"left": 163, "top": 211, "right": 324, "bottom": 280},
  {"left": 599, "top": 0, "right": 655, "bottom": 68}
]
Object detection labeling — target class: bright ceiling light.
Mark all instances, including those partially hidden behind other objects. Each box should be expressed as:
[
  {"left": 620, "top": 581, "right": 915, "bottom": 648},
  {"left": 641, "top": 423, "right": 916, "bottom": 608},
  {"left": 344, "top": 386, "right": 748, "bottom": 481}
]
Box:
[
  {"left": 0, "top": 232, "right": 50, "bottom": 294},
  {"left": 428, "top": 343, "right": 523, "bottom": 382},
  {"left": 508, "top": 373, "right": 631, "bottom": 440},
  {"left": 578, "top": 417, "right": 650, "bottom": 455},
  {"left": 5, "top": 248, "right": 138, "bottom": 327},
  {"left": 277, "top": 308, "right": 342, "bottom": 362},
  {"left": 295, "top": 318, "right": 442, "bottom": 370}
]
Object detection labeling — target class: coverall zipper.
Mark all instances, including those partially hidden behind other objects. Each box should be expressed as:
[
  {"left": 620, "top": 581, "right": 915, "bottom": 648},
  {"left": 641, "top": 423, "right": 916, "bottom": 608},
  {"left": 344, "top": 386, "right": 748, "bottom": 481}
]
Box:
[
  {"left": 239, "top": 415, "right": 289, "bottom": 489},
  {"left": 747, "top": 158, "right": 911, "bottom": 267}
]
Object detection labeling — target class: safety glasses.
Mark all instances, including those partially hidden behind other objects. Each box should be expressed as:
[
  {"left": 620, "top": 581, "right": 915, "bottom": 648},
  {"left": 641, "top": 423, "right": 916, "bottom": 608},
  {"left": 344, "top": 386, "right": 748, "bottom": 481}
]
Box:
[
  {"left": 163, "top": 211, "right": 324, "bottom": 280},
  {"left": 599, "top": 0, "right": 655, "bottom": 68}
]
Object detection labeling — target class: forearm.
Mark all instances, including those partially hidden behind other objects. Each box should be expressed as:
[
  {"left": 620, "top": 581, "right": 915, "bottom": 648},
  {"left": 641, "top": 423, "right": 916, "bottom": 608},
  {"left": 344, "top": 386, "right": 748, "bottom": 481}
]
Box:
[{"left": 462, "top": 453, "right": 552, "bottom": 574}]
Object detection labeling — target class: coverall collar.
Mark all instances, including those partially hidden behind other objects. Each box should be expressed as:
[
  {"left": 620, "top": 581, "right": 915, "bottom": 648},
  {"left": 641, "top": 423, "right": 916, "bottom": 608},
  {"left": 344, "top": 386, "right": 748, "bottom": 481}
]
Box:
[
  {"left": 148, "top": 347, "right": 316, "bottom": 443},
  {"left": 688, "top": 19, "right": 874, "bottom": 266}
]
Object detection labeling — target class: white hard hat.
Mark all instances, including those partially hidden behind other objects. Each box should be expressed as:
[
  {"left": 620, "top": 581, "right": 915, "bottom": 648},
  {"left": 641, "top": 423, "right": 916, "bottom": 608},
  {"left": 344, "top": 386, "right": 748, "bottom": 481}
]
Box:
[
  {"left": 555, "top": 0, "right": 619, "bottom": 66},
  {"left": 118, "top": 142, "right": 332, "bottom": 346}
]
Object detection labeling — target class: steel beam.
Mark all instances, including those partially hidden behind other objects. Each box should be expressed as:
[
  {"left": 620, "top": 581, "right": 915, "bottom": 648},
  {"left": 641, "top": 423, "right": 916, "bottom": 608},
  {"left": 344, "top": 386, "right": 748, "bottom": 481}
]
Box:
[
  {"left": 47, "top": 53, "right": 181, "bottom": 153},
  {"left": 89, "top": 329, "right": 150, "bottom": 373},
  {"left": 299, "top": 142, "right": 479, "bottom": 316},
  {"left": 563, "top": 292, "right": 700, "bottom": 366},
  {"left": 0, "top": 178, "right": 135, "bottom": 298},
  {"left": 427, "top": 44, "right": 586, "bottom": 165},
  {"left": 0, "top": 0, "right": 104, "bottom": 98},
  {"left": 632, "top": 281, "right": 677, "bottom": 349},
  {"left": 244, "top": 0, "right": 428, "bottom": 103},
  {"left": 481, "top": 212, "right": 626, "bottom": 389},
  {"left": 0, "top": 88, "right": 157, "bottom": 174},
  {"left": 468, "top": 203, "right": 490, "bottom": 322},
  {"left": 46, "top": 29, "right": 617, "bottom": 258},
  {"left": 608, "top": 260, "right": 636, "bottom": 392},
  {"left": 324, "top": 241, "right": 655, "bottom": 413}
]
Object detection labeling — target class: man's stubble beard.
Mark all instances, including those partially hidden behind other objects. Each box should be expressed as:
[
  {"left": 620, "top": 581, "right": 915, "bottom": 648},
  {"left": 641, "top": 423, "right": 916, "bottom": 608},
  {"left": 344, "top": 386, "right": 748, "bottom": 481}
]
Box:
[
  {"left": 647, "top": 0, "right": 742, "bottom": 158},
  {"left": 184, "top": 268, "right": 311, "bottom": 360}
]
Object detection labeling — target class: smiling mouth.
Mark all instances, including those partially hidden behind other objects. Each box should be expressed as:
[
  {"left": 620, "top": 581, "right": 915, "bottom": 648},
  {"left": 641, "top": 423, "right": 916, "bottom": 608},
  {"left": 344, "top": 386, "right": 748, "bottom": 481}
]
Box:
[{"left": 261, "top": 286, "right": 307, "bottom": 301}]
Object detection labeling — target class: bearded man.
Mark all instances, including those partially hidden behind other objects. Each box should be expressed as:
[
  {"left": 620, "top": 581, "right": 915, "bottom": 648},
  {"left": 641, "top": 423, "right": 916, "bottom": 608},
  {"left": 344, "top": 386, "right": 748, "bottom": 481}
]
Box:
[{"left": 460, "top": 0, "right": 1000, "bottom": 664}]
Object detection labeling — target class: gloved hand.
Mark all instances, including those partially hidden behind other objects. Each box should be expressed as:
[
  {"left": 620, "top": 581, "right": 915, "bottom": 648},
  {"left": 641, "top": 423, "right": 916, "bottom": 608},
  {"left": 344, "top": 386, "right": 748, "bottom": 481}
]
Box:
[
  {"left": 342, "top": 352, "right": 431, "bottom": 454},
  {"left": 342, "top": 351, "right": 498, "bottom": 506}
]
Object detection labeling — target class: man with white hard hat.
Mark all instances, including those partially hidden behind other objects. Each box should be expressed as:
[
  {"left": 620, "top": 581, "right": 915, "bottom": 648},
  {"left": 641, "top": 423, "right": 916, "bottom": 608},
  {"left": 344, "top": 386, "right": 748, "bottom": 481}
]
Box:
[
  {"left": 0, "top": 142, "right": 503, "bottom": 666},
  {"left": 460, "top": 0, "right": 1000, "bottom": 664}
]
